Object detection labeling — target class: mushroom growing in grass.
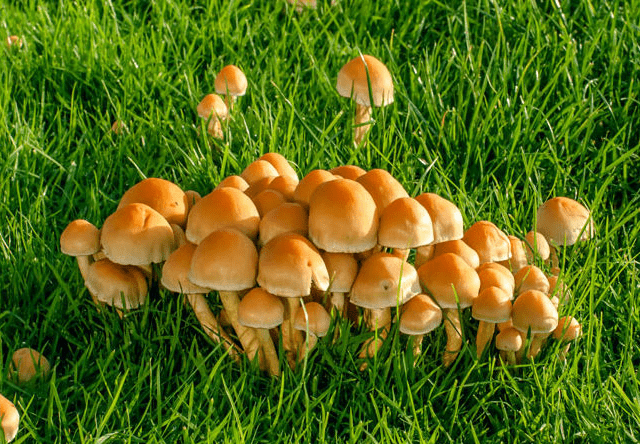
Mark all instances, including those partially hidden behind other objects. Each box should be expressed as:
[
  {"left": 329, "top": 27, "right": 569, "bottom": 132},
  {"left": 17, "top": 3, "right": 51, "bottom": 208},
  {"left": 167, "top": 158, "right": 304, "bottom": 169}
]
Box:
[
  {"left": 161, "top": 242, "right": 239, "bottom": 359},
  {"left": 9, "top": 348, "right": 51, "bottom": 385},
  {"left": 418, "top": 253, "right": 480, "bottom": 367},
  {"left": 377, "top": 197, "right": 434, "bottom": 261},
  {"left": 511, "top": 289, "right": 559, "bottom": 360},
  {"left": 462, "top": 221, "right": 511, "bottom": 265},
  {"left": 322, "top": 252, "right": 359, "bottom": 317},
  {"left": 237, "top": 288, "right": 284, "bottom": 376},
  {"left": 498, "top": 235, "right": 528, "bottom": 273},
  {"left": 259, "top": 152, "right": 299, "bottom": 184},
  {"left": 337, "top": 55, "right": 394, "bottom": 145},
  {"left": 399, "top": 294, "right": 442, "bottom": 359},
  {"left": 0, "top": 393, "right": 19, "bottom": 443},
  {"left": 514, "top": 265, "right": 550, "bottom": 295},
  {"left": 471, "top": 287, "right": 512, "bottom": 357},
  {"left": 85, "top": 258, "right": 149, "bottom": 314},
  {"left": 553, "top": 316, "right": 581, "bottom": 361},
  {"left": 524, "top": 230, "right": 550, "bottom": 264},
  {"left": 197, "top": 93, "right": 228, "bottom": 139},
  {"left": 118, "top": 177, "right": 190, "bottom": 228},
  {"left": 495, "top": 327, "right": 523, "bottom": 366},
  {"left": 350, "top": 253, "right": 421, "bottom": 365},
  {"left": 60, "top": 219, "right": 101, "bottom": 303},
  {"left": 215, "top": 65, "right": 247, "bottom": 110},
  {"left": 294, "top": 302, "right": 331, "bottom": 362}
]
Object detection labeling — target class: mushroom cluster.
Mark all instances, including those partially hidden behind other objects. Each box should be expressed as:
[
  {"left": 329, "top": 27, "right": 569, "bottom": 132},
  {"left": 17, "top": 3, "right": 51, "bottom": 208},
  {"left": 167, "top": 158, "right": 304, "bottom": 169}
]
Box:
[{"left": 61, "top": 154, "right": 591, "bottom": 376}]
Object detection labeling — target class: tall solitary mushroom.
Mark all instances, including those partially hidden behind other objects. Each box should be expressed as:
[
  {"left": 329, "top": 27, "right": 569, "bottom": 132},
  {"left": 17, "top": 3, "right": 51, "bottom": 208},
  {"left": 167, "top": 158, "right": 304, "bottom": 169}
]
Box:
[{"left": 337, "top": 54, "right": 394, "bottom": 145}]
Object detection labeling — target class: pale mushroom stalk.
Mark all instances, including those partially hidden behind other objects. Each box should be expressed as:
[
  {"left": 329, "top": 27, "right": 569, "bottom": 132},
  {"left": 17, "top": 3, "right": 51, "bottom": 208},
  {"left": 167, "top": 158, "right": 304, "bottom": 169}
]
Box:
[
  {"left": 207, "top": 117, "right": 224, "bottom": 139},
  {"left": 527, "top": 332, "right": 552, "bottom": 359},
  {"left": 500, "top": 349, "right": 517, "bottom": 366},
  {"left": 358, "top": 307, "right": 391, "bottom": 361},
  {"left": 354, "top": 104, "right": 372, "bottom": 145},
  {"left": 218, "top": 290, "right": 265, "bottom": 367},
  {"left": 443, "top": 309, "right": 463, "bottom": 367},
  {"left": 185, "top": 294, "right": 239, "bottom": 359},
  {"left": 329, "top": 291, "right": 346, "bottom": 316},
  {"left": 475, "top": 321, "right": 496, "bottom": 357},
  {"left": 282, "top": 297, "right": 304, "bottom": 367},
  {"left": 254, "top": 328, "right": 280, "bottom": 376}
]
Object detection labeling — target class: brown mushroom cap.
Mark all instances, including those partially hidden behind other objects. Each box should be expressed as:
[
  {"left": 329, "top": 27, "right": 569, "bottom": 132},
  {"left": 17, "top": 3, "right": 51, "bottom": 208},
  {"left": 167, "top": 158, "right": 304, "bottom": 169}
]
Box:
[
  {"left": 216, "top": 175, "right": 250, "bottom": 192},
  {"left": 197, "top": 94, "right": 228, "bottom": 119},
  {"left": 350, "top": 253, "right": 420, "bottom": 309},
  {"left": 329, "top": 165, "right": 366, "bottom": 181},
  {"left": 548, "top": 275, "right": 572, "bottom": 306},
  {"left": 293, "top": 169, "right": 336, "bottom": 207},
  {"left": 417, "top": 252, "right": 480, "bottom": 309},
  {"left": 189, "top": 229, "right": 258, "bottom": 291},
  {"left": 477, "top": 263, "right": 515, "bottom": 296},
  {"left": 399, "top": 294, "right": 443, "bottom": 335},
  {"left": 257, "top": 233, "right": 330, "bottom": 297},
  {"left": 536, "top": 196, "right": 594, "bottom": 246},
  {"left": 524, "top": 231, "right": 551, "bottom": 262},
  {"left": 414, "top": 193, "right": 464, "bottom": 243},
  {"left": 495, "top": 327, "right": 523, "bottom": 352},
  {"left": 259, "top": 152, "right": 299, "bottom": 183},
  {"left": 85, "top": 258, "right": 149, "bottom": 309},
  {"left": 258, "top": 202, "right": 308, "bottom": 246},
  {"left": 471, "top": 287, "right": 512, "bottom": 323},
  {"left": 322, "top": 252, "right": 359, "bottom": 293},
  {"left": 9, "top": 348, "right": 51, "bottom": 385},
  {"left": 336, "top": 54, "right": 394, "bottom": 107},
  {"left": 185, "top": 187, "right": 260, "bottom": 244},
  {"left": 241, "top": 160, "right": 280, "bottom": 186},
  {"left": 118, "top": 178, "right": 189, "bottom": 227},
  {"left": 462, "top": 221, "right": 511, "bottom": 264},
  {"left": 308, "top": 178, "right": 379, "bottom": 253},
  {"left": 237, "top": 288, "right": 284, "bottom": 329},
  {"left": 511, "top": 289, "right": 558, "bottom": 334},
  {"left": 427, "top": 239, "right": 480, "bottom": 269},
  {"left": 101, "top": 203, "right": 176, "bottom": 265},
  {"left": 60, "top": 219, "right": 101, "bottom": 257},
  {"left": 215, "top": 65, "right": 248, "bottom": 97},
  {"left": 498, "top": 235, "right": 528, "bottom": 272},
  {"left": 293, "top": 302, "right": 331, "bottom": 337},
  {"left": 514, "top": 265, "right": 550, "bottom": 295},
  {"left": 0, "top": 393, "right": 19, "bottom": 443},
  {"left": 552, "top": 316, "right": 581, "bottom": 341},
  {"left": 355, "top": 169, "right": 409, "bottom": 213},
  {"left": 378, "top": 197, "right": 434, "bottom": 249},
  {"left": 266, "top": 175, "right": 298, "bottom": 201},
  {"left": 252, "top": 189, "right": 286, "bottom": 218},
  {"left": 161, "top": 243, "right": 210, "bottom": 294}
]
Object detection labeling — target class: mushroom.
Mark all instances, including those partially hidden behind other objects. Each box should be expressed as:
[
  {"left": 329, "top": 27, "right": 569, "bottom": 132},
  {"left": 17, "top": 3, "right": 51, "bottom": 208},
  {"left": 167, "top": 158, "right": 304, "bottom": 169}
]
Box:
[
  {"left": 495, "top": 327, "right": 523, "bottom": 366},
  {"left": 471, "top": 287, "right": 512, "bottom": 357},
  {"left": 399, "top": 294, "right": 442, "bottom": 359},
  {"left": 197, "top": 93, "right": 228, "bottom": 138},
  {"left": 258, "top": 152, "right": 299, "bottom": 183},
  {"left": 476, "top": 262, "right": 515, "bottom": 296},
  {"left": 377, "top": 197, "right": 434, "bottom": 261},
  {"left": 237, "top": 288, "right": 284, "bottom": 376},
  {"left": 0, "top": 393, "right": 19, "bottom": 443},
  {"left": 84, "top": 258, "right": 149, "bottom": 313},
  {"left": 60, "top": 219, "right": 101, "bottom": 305},
  {"left": 293, "top": 302, "right": 331, "bottom": 362},
  {"left": 118, "top": 177, "right": 190, "bottom": 228},
  {"left": 214, "top": 65, "right": 247, "bottom": 110},
  {"left": 293, "top": 169, "right": 337, "bottom": 208},
  {"left": 552, "top": 316, "right": 581, "bottom": 361},
  {"left": 337, "top": 55, "right": 394, "bottom": 145},
  {"left": 418, "top": 253, "right": 480, "bottom": 367},
  {"left": 216, "top": 175, "right": 250, "bottom": 192},
  {"left": 9, "top": 348, "right": 51, "bottom": 385},
  {"left": 462, "top": 221, "right": 511, "bottom": 265},
  {"left": 524, "top": 231, "right": 550, "bottom": 264},
  {"left": 416, "top": 239, "right": 480, "bottom": 270},
  {"left": 497, "top": 235, "right": 528, "bottom": 273},
  {"left": 322, "top": 252, "right": 359, "bottom": 317},
  {"left": 511, "top": 289, "right": 559, "bottom": 360},
  {"left": 514, "top": 265, "right": 550, "bottom": 295},
  {"left": 258, "top": 202, "right": 308, "bottom": 246},
  {"left": 6, "top": 35, "right": 23, "bottom": 49},
  {"left": 240, "top": 160, "right": 280, "bottom": 186},
  {"left": 414, "top": 193, "right": 465, "bottom": 267}
]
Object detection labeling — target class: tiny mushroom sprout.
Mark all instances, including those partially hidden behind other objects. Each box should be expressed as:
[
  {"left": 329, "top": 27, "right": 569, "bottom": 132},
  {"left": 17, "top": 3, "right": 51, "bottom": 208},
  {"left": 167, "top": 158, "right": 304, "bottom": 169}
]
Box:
[
  {"left": 511, "top": 289, "right": 559, "bottom": 360},
  {"left": 237, "top": 288, "right": 284, "bottom": 376},
  {"left": 495, "top": 327, "right": 523, "bottom": 366},
  {"left": 161, "top": 242, "right": 238, "bottom": 358},
  {"left": 6, "top": 35, "right": 23, "bottom": 49},
  {"left": 197, "top": 93, "right": 228, "bottom": 138},
  {"left": 553, "top": 316, "right": 582, "bottom": 361},
  {"left": 350, "top": 252, "right": 421, "bottom": 364},
  {"left": 188, "top": 229, "right": 262, "bottom": 364},
  {"left": 294, "top": 302, "right": 331, "bottom": 362},
  {"left": 257, "top": 233, "right": 330, "bottom": 367},
  {"left": 60, "top": 219, "right": 101, "bottom": 288},
  {"left": 0, "top": 393, "right": 19, "bottom": 443},
  {"left": 471, "top": 287, "right": 512, "bottom": 357},
  {"left": 336, "top": 54, "right": 394, "bottom": 145},
  {"left": 214, "top": 65, "right": 247, "bottom": 110},
  {"left": 399, "top": 294, "right": 443, "bottom": 359},
  {"left": 418, "top": 252, "right": 480, "bottom": 367},
  {"left": 9, "top": 348, "right": 51, "bottom": 385}
]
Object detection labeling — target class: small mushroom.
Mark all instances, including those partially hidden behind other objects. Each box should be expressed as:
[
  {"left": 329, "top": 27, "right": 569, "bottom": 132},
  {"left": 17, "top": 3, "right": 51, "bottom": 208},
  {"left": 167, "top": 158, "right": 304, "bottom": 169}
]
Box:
[
  {"left": 0, "top": 393, "right": 19, "bottom": 442},
  {"left": 294, "top": 302, "right": 331, "bottom": 362},
  {"left": 9, "top": 348, "right": 51, "bottom": 385},
  {"left": 214, "top": 65, "right": 247, "bottom": 110},
  {"left": 399, "top": 294, "right": 442, "bottom": 360},
  {"left": 553, "top": 316, "right": 581, "bottom": 361},
  {"left": 197, "top": 94, "right": 228, "bottom": 138}
]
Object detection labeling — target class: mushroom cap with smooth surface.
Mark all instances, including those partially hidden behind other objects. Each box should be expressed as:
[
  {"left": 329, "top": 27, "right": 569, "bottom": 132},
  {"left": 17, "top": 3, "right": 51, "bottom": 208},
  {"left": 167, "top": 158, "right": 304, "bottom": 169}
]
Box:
[
  {"left": 9, "top": 348, "right": 51, "bottom": 385},
  {"left": 498, "top": 235, "right": 528, "bottom": 273},
  {"left": 241, "top": 159, "right": 280, "bottom": 186},
  {"left": 355, "top": 169, "right": 409, "bottom": 213},
  {"left": 237, "top": 288, "right": 285, "bottom": 329},
  {"left": 85, "top": 258, "right": 149, "bottom": 309},
  {"left": 462, "top": 221, "right": 511, "bottom": 264},
  {"left": 259, "top": 152, "right": 299, "bottom": 183},
  {"left": 471, "top": 287, "right": 512, "bottom": 323},
  {"left": 0, "top": 393, "right": 19, "bottom": 443},
  {"left": 216, "top": 175, "right": 250, "bottom": 192},
  {"left": 350, "top": 253, "right": 420, "bottom": 309},
  {"left": 414, "top": 193, "right": 464, "bottom": 244},
  {"left": 258, "top": 202, "right": 308, "bottom": 246},
  {"left": 427, "top": 239, "right": 480, "bottom": 269},
  {"left": 495, "top": 327, "right": 523, "bottom": 352},
  {"left": 511, "top": 289, "right": 558, "bottom": 335},
  {"left": 524, "top": 231, "right": 550, "bottom": 262},
  {"left": 293, "top": 302, "right": 331, "bottom": 337},
  {"left": 514, "top": 265, "right": 550, "bottom": 295},
  {"left": 399, "top": 294, "right": 443, "bottom": 335},
  {"left": 60, "top": 219, "right": 101, "bottom": 257},
  {"left": 329, "top": 165, "right": 366, "bottom": 180},
  {"left": 197, "top": 94, "right": 228, "bottom": 119},
  {"left": 536, "top": 196, "right": 594, "bottom": 246},
  {"left": 257, "top": 233, "right": 330, "bottom": 297},
  {"left": 308, "top": 178, "right": 379, "bottom": 253},
  {"left": 378, "top": 197, "right": 434, "bottom": 249},
  {"left": 215, "top": 65, "right": 248, "bottom": 97},
  {"left": 477, "top": 263, "right": 515, "bottom": 296},
  {"left": 161, "top": 243, "right": 210, "bottom": 294},
  {"left": 417, "top": 252, "right": 480, "bottom": 309},
  {"left": 322, "top": 252, "right": 359, "bottom": 293},
  {"left": 101, "top": 203, "right": 176, "bottom": 265},
  {"left": 293, "top": 169, "right": 336, "bottom": 207},
  {"left": 189, "top": 229, "right": 258, "bottom": 291},
  {"left": 336, "top": 55, "right": 394, "bottom": 107},
  {"left": 118, "top": 177, "right": 189, "bottom": 227},
  {"left": 552, "top": 316, "right": 581, "bottom": 341}
]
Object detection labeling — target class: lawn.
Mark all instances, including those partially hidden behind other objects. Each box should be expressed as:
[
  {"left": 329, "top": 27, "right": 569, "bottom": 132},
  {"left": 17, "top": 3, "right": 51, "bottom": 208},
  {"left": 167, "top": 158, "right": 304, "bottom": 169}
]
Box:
[{"left": 1, "top": 0, "right": 639, "bottom": 442}]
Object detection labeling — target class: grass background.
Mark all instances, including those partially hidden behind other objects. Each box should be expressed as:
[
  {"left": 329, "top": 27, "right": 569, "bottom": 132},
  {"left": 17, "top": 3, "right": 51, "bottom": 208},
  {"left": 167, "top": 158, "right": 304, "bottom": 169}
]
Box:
[{"left": 1, "top": 0, "right": 639, "bottom": 442}]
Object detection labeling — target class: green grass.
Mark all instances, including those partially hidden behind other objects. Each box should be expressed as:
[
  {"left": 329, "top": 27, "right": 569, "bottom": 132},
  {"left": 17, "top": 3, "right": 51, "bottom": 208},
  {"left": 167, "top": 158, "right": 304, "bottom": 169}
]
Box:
[{"left": 1, "top": 0, "right": 639, "bottom": 442}]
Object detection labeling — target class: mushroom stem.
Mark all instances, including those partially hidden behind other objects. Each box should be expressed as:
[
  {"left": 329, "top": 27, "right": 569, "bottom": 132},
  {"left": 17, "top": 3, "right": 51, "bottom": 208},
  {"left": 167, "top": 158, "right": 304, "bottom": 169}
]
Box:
[
  {"left": 330, "top": 292, "right": 346, "bottom": 316},
  {"left": 282, "top": 298, "right": 304, "bottom": 368},
  {"left": 499, "top": 350, "right": 517, "bottom": 366},
  {"left": 475, "top": 321, "right": 496, "bottom": 358},
  {"left": 298, "top": 333, "right": 318, "bottom": 362},
  {"left": 358, "top": 307, "right": 391, "bottom": 362},
  {"left": 410, "top": 334, "right": 424, "bottom": 359},
  {"left": 218, "top": 291, "right": 263, "bottom": 366},
  {"left": 77, "top": 256, "right": 100, "bottom": 306},
  {"left": 255, "top": 328, "right": 280, "bottom": 376},
  {"left": 353, "top": 104, "right": 372, "bottom": 145},
  {"left": 186, "top": 294, "right": 240, "bottom": 360},
  {"left": 207, "top": 117, "right": 224, "bottom": 139},
  {"left": 443, "top": 308, "right": 463, "bottom": 367},
  {"left": 526, "top": 332, "right": 551, "bottom": 360}
]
